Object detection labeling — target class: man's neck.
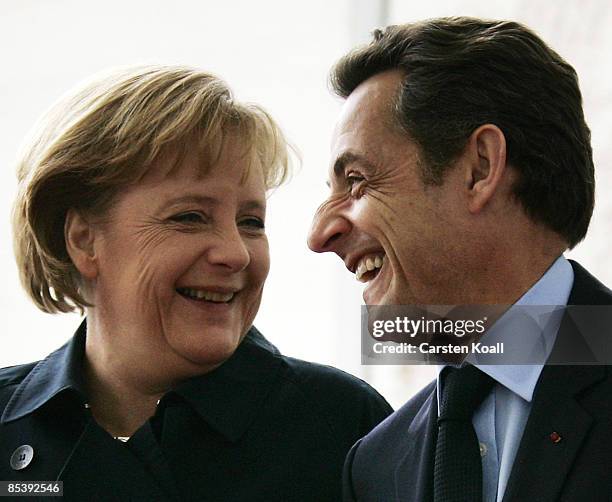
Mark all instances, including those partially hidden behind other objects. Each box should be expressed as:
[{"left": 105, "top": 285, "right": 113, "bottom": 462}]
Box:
[{"left": 455, "top": 238, "right": 567, "bottom": 305}]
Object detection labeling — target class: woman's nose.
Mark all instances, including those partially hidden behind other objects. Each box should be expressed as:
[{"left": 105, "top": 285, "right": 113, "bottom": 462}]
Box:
[{"left": 207, "top": 226, "right": 251, "bottom": 272}]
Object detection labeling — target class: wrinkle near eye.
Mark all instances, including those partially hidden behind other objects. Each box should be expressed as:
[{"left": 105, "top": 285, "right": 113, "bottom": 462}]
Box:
[
  {"left": 132, "top": 218, "right": 180, "bottom": 252},
  {"left": 366, "top": 189, "right": 396, "bottom": 212},
  {"left": 315, "top": 191, "right": 352, "bottom": 217}
]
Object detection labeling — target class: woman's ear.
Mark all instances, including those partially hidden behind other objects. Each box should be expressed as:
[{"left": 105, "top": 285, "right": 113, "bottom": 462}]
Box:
[
  {"left": 65, "top": 209, "right": 99, "bottom": 280},
  {"left": 464, "top": 124, "right": 508, "bottom": 214}
]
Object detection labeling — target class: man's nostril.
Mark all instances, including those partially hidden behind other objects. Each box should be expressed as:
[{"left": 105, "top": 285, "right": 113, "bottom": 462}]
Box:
[{"left": 323, "top": 233, "right": 343, "bottom": 250}]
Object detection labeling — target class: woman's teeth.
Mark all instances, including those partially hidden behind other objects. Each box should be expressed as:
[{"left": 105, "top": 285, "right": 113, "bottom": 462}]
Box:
[
  {"left": 177, "top": 288, "right": 235, "bottom": 302},
  {"left": 355, "top": 254, "right": 385, "bottom": 282}
]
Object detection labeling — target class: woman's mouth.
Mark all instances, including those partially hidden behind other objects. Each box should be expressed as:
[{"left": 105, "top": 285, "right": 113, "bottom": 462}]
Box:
[{"left": 176, "top": 287, "right": 235, "bottom": 303}]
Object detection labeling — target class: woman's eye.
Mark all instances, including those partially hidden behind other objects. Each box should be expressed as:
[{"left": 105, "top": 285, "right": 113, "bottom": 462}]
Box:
[
  {"left": 170, "top": 212, "right": 206, "bottom": 224},
  {"left": 239, "top": 217, "right": 265, "bottom": 230}
]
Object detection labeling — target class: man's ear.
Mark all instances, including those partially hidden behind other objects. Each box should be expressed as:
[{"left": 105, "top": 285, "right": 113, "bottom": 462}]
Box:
[
  {"left": 65, "top": 209, "right": 99, "bottom": 280},
  {"left": 463, "top": 124, "right": 507, "bottom": 214}
]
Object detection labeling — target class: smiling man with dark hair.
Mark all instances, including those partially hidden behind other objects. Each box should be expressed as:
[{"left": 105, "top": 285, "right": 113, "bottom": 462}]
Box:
[{"left": 308, "top": 17, "right": 612, "bottom": 501}]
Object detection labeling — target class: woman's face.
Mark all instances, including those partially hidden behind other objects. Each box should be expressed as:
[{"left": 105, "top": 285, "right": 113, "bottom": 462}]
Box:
[{"left": 89, "top": 137, "right": 269, "bottom": 377}]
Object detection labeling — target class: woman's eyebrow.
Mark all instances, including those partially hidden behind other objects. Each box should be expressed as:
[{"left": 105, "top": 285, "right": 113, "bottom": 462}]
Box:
[
  {"left": 161, "top": 195, "right": 265, "bottom": 213},
  {"left": 164, "top": 194, "right": 218, "bottom": 207},
  {"left": 241, "top": 200, "right": 266, "bottom": 213}
]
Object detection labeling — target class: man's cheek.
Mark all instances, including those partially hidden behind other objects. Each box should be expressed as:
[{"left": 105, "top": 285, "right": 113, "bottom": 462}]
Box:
[{"left": 350, "top": 196, "right": 387, "bottom": 221}]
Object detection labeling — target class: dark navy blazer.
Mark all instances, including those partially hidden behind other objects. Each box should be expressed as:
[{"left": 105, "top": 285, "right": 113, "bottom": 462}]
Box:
[
  {"left": 0, "top": 325, "right": 392, "bottom": 501},
  {"left": 344, "top": 261, "right": 612, "bottom": 501}
]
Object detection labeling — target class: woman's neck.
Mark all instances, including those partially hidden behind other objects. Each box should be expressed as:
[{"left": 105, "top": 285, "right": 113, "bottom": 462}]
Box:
[
  {"left": 83, "top": 355, "right": 165, "bottom": 438},
  {"left": 82, "top": 316, "right": 173, "bottom": 438}
]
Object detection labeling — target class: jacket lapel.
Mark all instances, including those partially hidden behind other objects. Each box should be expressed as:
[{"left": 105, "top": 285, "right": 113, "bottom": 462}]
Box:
[
  {"left": 503, "top": 261, "right": 610, "bottom": 501},
  {"left": 0, "top": 407, "right": 82, "bottom": 482},
  {"left": 1, "top": 406, "right": 176, "bottom": 500},
  {"left": 395, "top": 388, "right": 438, "bottom": 501},
  {"left": 502, "top": 367, "right": 604, "bottom": 501}
]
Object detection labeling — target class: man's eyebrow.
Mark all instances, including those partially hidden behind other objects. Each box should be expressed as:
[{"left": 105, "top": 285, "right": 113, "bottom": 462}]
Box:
[{"left": 326, "top": 151, "right": 376, "bottom": 187}]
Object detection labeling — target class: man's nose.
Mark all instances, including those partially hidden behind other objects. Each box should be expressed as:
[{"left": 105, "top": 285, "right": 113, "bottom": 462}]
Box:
[{"left": 307, "top": 203, "right": 352, "bottom": 253}]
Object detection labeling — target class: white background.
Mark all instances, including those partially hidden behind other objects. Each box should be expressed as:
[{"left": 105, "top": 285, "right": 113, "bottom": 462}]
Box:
[{"left": 1, "top": 0, "right": 610, "bottom": 409}]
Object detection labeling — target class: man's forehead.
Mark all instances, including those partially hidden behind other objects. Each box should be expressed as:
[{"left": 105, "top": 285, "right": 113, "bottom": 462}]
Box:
[
  {"left": 329, "top": 70, "right": 405, "bottom": 178},
  {"left": 334, "top": 71, "right": 402, "bottom": 135}
]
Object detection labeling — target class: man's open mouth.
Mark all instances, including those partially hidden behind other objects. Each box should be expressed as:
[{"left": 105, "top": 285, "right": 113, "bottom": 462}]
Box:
[{"left": 355, "top": 254, "right": 385, "bottom": 283}]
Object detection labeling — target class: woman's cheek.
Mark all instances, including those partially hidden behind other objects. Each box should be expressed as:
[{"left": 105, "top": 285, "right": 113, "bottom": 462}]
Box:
[{"left": 250, "top": 238, "right": 270, "bottom": 283}]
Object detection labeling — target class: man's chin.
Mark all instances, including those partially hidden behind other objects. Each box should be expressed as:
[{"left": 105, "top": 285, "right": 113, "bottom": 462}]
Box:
[
  {"left": 363, "top": 291, "right": 386, "bottom": 306},
  {"left": 364, "top": 288, "right": 411, "bottom": 307},
  {"left": 363, "top": 281, "right": 397, "bottom": 305}
]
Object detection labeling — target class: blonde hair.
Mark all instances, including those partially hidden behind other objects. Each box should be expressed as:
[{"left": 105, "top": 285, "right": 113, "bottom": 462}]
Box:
[{"left": 13, "top": 65, "right": 291, "bottom": 314}]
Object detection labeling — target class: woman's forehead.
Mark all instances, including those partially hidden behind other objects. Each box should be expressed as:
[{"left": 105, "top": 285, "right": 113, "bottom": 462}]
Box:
[{"left": 141, "top": 132, "right": 262, "bottom": 184}]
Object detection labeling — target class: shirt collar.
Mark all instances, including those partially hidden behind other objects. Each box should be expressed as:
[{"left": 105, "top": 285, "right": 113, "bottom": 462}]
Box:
[
  {"left": 169, "top": 326, "right": 283, "bottom": 442},
  {"left": 2, "top": 321, "right": 283, "bottom": 443},
  {"left": 1, "top": 320, "right": 88, "bottom": 424},
  {"left": 436, "top": 255, "right": 574, "bottom": 403}
]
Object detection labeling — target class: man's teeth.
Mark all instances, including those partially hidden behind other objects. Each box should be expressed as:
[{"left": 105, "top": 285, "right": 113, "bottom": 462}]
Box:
[
  {"left": 177, "top": 288, "right": 235, "bottom": 302},
  {"left": 355, "top": 255, "right": 385, "bottom": 283}
]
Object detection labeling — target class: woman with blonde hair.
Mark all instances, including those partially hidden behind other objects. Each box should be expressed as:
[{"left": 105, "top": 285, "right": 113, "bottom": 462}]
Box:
[{"left": 0, "top": 65, "right": 391, "bottom": 501}]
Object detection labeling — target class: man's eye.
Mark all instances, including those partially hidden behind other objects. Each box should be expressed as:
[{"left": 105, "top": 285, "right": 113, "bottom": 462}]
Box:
[
  {"left": 170, "top": 212, "right": 206, "bottom": 224},
  {"left": 239, "top": 217, "right": 265, "bottom": 230},
  {"left": 346, "top": 173, "right": 365, "bottom": 186},
  {"left": 346, "top": 172, "right": 366, "bottom": 197}
]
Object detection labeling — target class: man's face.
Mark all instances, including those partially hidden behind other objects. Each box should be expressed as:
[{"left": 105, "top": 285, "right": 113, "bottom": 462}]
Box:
[{"left": 308, "top": 70, "right": 468, "bottom": 306}]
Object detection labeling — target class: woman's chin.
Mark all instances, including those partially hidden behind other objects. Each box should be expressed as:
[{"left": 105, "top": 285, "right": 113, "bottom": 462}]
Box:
[{"left": 167, "top": 328, "right": 245, "bottom": 374}]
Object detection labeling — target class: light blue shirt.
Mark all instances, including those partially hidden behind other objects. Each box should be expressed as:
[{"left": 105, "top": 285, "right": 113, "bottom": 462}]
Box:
[{"left": 436, "top": 255, "right": 574, "bottom": 502}]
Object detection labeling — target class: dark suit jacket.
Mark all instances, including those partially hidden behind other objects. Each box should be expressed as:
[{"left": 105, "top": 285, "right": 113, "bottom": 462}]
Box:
[
  {"left": 0, "top": 324, "right": 392, "bottom": 501},
  {"left": 344, "top": 261, "right": 612, "bottom": 501}
]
